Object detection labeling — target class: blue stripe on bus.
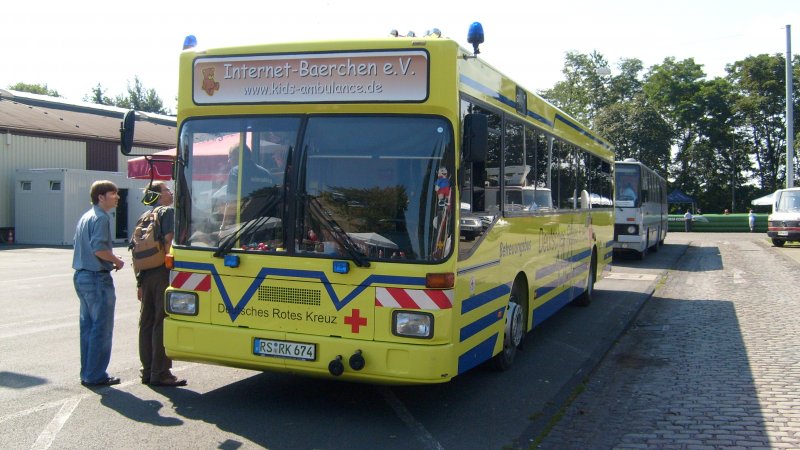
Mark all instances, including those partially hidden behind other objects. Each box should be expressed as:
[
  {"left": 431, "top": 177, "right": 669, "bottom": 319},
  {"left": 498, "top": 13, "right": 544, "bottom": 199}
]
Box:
[
  {"left": 457, "top": 259, "right": 500, "bottom": 275},
  {"left": 459, "top": 75, "right": 554, "bottom": 128},
  {"left": 554, "top": 113, "right": 612, "bottom": 149},
  {"left": 460, "top": 306, "right": 506, "bottom": 342},
  {"left": 535, "top": 260, "right": 589, "bottom": 299},
  {"left": 173, "top": 261, "right": 425, "bottom": 321},
  {"left": 458, "top": 333, "right": 498, "bottom": 374},
  {"left": 459, "top": 74, "right": 612, "bottom": 150},
  {"left": 534, "top": 248, "right": 592, "bottom": 280},
  {"left": 461, "top": 284, "right": 511, "bottom": 314},
  {"left": 533, "top": 286, "right": 577, "bottom": 326}
]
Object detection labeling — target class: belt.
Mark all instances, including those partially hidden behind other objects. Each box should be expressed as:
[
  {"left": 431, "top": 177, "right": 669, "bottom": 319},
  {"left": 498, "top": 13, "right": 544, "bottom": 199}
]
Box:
[{"left": 78, "top": 269, "right": 111, "bottom": 273}]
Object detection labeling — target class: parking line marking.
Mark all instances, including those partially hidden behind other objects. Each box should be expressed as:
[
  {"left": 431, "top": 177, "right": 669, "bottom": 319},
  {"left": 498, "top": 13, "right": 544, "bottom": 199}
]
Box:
[
  {"left": 605, "top": 273, "right": 658, "bottom": 281},
  {"left": 379, "top": 387, "right": 444, "bottom": 450},
  {"left": 30, "top": 396, "right": 81, "bottom": 450}
]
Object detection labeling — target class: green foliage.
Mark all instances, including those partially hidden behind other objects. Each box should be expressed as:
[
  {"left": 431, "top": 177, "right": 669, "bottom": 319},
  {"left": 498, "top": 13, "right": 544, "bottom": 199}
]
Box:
[
  {"left": 113, "top": 76, "right": 169, "bottom": 114},
  {"left": 539, "top": 51, "right": 613, "bottom": 124},
  {"left": 83, "top": 77, "right": 170, "bottom": 115},
  {"left": 594, "top": 95, "right": 671, "bottom": 173},
  {"left": 545, "top": 49, "right": 798, "bottom": 214},
  {"left": 727, "top": 53, "right": 797, "bottom": 193},
  {"left": 7, "top": 82, "right": 60, "bottom": 97},
  {"left": 84, "top": 83, "right": 114, "bottom": 106}
]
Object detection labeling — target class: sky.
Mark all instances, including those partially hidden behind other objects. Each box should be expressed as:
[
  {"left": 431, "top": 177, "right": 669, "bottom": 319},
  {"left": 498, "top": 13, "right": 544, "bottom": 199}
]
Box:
[{"left": 3, "top": 0, "right": 798, "bottom": 113}]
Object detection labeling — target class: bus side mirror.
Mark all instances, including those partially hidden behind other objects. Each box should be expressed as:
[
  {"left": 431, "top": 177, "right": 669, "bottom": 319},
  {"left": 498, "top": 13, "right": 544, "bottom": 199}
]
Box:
[
  {"left": 120, "top": 110, "right": 136, "bottom": 155},
  {"left": 464, "top": 113, "right": 487, "bottom": 163}
]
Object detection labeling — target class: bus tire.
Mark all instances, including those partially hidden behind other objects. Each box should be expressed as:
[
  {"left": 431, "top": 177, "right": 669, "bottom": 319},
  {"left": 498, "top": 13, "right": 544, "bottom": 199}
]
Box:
[
  {"left": 638, "top": 239, "right": 647, "bottom": 260},
  {"left": 651, "top": 229, "right": 660, "bottom": 252},
  {"left": 573, "top": 251, "right": 596, "bottom": 307},
  {"left": 772, "top": 238, "right": 786, "bottom": 247},
  {"left": 491, "top": 279, "right": 527, "bottom": 371}
]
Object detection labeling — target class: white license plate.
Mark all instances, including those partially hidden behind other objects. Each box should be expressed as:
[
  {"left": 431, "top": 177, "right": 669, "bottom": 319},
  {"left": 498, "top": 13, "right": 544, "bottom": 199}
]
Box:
[
  {"left": 778, "top": 231, "right": 789, "bottom": 236},
  {"left": 253, "top": 338, "right": 316, "bottom": 361}
]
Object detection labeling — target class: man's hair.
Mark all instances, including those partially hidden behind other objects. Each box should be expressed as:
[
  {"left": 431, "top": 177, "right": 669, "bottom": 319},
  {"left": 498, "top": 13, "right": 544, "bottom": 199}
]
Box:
[
  {"left": 228, "top": 144, "right": 252, "bottom": 161},
  {"left": 150, "top": 180, "right": 168, "bottom": 194},
  {"left": 90, "top": 180, "right": 118, "bottom": 205}
]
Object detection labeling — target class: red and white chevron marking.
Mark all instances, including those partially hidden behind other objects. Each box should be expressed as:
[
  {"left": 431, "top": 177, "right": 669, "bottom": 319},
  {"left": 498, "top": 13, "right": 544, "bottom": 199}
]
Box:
[
  {"left": 170, "top": 271, "right": 211, "bottom": 292},
  {"left": 375, "top": 287, "right": 453, "bottom": 309}
]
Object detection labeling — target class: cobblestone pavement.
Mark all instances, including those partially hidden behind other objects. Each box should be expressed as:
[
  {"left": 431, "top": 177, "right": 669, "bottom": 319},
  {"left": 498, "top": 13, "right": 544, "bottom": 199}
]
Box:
[{"left": 539, "top": 233, "right": 800, "bottom": 449}]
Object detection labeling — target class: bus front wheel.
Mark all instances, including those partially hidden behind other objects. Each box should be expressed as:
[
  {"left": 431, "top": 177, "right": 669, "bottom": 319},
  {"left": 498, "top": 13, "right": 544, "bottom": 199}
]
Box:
[
  {"left": 491, "top": 281, "right": 527, "bottom": 371},
  {"left": 772, "top": 238, "right": 786, "bottom": 247}
]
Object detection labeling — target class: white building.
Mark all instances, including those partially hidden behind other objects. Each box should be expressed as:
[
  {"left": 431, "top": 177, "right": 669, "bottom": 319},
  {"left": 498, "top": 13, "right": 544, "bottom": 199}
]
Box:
[{"left": 0, "top": 89, "right": 176, "bottom": 244}]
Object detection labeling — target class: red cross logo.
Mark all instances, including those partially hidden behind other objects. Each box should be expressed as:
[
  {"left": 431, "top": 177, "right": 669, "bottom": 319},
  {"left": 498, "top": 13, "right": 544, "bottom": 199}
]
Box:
[{"left": 344, "top": 309, "right": 367, "bottom": 333}]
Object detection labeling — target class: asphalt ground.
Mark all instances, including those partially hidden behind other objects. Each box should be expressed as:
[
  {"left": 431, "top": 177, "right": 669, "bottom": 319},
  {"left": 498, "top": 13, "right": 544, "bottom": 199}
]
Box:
[{"left": 0, "top": 235, "right": 700, "bottom": 449}]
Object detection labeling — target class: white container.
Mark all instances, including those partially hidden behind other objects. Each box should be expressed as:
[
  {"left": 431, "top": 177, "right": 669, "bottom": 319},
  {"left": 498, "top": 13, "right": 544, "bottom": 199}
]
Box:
[{"left": 14, "top": 168, "right": 153, "bottom": 245}]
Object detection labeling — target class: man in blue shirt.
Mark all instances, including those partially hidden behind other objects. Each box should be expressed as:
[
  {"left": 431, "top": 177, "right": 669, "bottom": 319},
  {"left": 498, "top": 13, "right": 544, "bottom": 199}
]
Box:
[{"left": 72, "top": 180, "right": 125, "bottom": 387}]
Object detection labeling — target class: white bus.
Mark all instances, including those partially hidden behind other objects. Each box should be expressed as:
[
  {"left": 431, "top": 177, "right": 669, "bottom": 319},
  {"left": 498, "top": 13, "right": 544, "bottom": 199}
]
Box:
[{"left": 613, "top": 159, "right": 667, "bottom": 258}]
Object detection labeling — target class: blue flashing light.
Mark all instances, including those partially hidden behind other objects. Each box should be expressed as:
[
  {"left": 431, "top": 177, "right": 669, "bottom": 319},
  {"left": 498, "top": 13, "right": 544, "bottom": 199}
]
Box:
[
  {"left": 183, "top": 35, "right": 197, "bottom": 50},
  {"left": 224, "top": 254, "right": 240, "bottom": 268},
  {"left": 333, "top": 260, "right": 350, "bottom": 274},
  {"left": 467, "top": 22, "right": 484, "bottom": 55}
]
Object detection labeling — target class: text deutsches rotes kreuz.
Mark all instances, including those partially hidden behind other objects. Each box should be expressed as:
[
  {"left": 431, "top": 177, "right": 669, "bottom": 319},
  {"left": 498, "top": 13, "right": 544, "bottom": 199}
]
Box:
[{"left": 218, "top": 305, "right": 337, "bottom": 323}]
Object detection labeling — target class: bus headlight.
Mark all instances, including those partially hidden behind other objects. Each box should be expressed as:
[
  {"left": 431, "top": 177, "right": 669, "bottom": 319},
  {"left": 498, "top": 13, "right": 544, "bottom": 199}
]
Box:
[
  {"left": 167, "top": 291, "right": 198, "bottom": 316},
  {"left": 392, "top": 311, "right": 433, "bottom": 339},
  {"left": 626, "top": 225, "right": 637, "bottom": 234}
]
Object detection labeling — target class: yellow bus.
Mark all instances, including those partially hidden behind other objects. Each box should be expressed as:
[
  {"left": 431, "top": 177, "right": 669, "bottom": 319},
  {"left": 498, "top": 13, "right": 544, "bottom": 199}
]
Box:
[{"left": 121, "top": 24, "right": 614, "bottom": 384}]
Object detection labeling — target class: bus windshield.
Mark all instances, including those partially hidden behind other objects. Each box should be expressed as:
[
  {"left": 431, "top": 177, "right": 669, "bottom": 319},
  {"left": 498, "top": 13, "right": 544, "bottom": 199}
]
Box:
[
  {"left": 776, "top": 190, "right": 800, "bottom": 212},
  {"left": 615, "top": 164, "right": 640, "bottom": 207},
  {"left": 177, "top": 115, "right": 455, "bottom": 263}
]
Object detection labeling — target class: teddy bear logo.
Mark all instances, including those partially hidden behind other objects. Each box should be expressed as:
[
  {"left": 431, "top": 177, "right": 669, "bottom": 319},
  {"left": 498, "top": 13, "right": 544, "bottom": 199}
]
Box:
[{"left": 202, "top": 67, "right": 220, "bottom": 96}]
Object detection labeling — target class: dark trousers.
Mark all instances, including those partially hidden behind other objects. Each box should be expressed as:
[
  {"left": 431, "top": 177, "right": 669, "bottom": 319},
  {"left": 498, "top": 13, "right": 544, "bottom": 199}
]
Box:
[{"left": 139, "top": 266, "right": 171, "bottom": 381}]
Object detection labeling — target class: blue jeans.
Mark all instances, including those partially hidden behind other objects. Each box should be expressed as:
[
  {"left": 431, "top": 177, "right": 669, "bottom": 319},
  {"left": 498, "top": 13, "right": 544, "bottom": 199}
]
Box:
[{"left": 74, "top": 270, "right": 116, "bottom": 383}]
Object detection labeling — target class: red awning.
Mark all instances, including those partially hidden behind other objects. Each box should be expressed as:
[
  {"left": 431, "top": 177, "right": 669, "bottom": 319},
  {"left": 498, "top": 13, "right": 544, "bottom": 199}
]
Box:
[
  {"left": 127, "top": 134, "right": 238, "bottom": 181},
  {"left": 127, "top": 149, "right": 175, "bottom": 180}
]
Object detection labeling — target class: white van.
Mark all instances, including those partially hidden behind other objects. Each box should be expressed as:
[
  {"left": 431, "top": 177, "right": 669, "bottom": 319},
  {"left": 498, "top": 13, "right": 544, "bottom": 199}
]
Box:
[{"left": 767, "top": 187, "right": 800, "bottom": 247}]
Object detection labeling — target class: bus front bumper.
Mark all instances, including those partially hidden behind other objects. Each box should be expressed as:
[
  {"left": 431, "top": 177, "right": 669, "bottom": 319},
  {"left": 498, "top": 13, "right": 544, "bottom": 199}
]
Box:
[
  {"left": 767, "top": 229, "right": 800, "bottom": 241},
  {"left": 164, "top": 319, "right": 456, "bottom": 385}
]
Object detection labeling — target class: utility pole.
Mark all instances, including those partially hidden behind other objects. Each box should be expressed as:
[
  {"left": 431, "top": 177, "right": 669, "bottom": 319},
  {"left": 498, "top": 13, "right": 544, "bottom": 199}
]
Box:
[
  {"left": 731, "top": 137, "right": 736, "bottom": 213},
  {"left": 788, "top": 25, "right": 795, "bottom": 188}
]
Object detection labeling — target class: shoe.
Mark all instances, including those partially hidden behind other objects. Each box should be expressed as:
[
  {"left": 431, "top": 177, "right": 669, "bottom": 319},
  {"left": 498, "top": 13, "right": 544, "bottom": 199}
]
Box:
[
  {"left": 81, "top": 376, "right": 121, "bottom": 387},
  {"left": 150, "top": 376, "right": 187, "bottom": 387}
]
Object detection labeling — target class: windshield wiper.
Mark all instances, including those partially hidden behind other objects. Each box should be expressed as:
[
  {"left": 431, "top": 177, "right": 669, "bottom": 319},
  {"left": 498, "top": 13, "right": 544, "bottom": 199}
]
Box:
[
  {"left": 304, "top": 194, "right": 370, "bottom": 268},
  {"left": 214, "top": 194, "right": 282, "bottom": 258}
]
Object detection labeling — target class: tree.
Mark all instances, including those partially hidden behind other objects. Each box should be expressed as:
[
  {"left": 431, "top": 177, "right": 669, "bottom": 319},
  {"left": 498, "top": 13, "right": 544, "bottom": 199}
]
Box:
[
  {"left": 693, "top": 78, "right": 752, "bottom": 212},
  {"left": 84, "top": 83, "right": 114, "bottom": 106},
  {"left": 727, "top": 53, "right": 799, "bottom": 193},
  {"left": 643, "top": 57, "right": 707, "bottom": 199},
  {"left": 607, "top": 58, "right": 645, "bottom": 104},
  {"left": 7, "top": 82, "right": 60, "bottom": 97},
  {"left": 539, "top": 51, "right": 612, "bottom": 124},
  {"left": 594, "top": 95, "right": 671, "bottom": 174},
  {"left": 113, "top": 76, "right": 170, "bottom": 115}
]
